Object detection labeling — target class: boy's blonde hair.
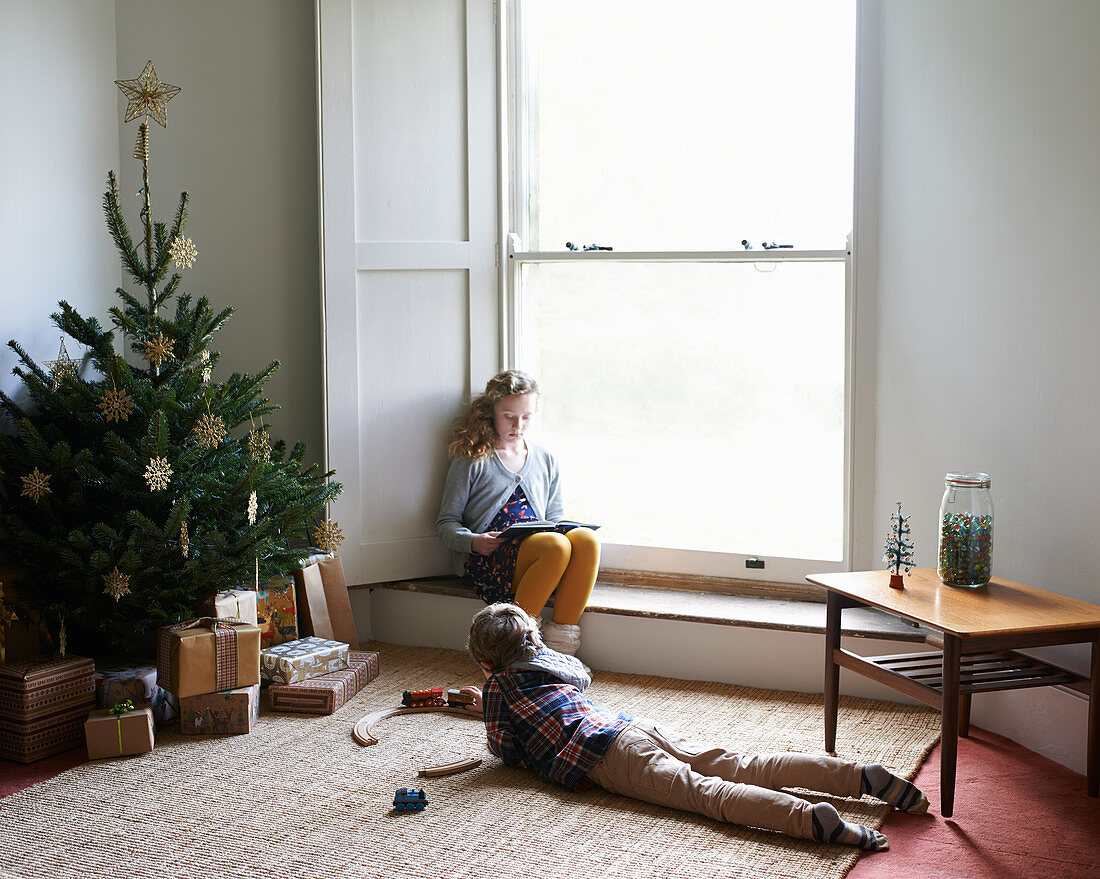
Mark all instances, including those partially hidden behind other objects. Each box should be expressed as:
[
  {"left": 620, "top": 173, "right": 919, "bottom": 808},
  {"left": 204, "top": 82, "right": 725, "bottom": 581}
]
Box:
[
  {"left": 448, "top": 370, "right": 540, "bottom": 460},
  {"left": 467, "top": 603, "right": 545, "bottom": 670}
]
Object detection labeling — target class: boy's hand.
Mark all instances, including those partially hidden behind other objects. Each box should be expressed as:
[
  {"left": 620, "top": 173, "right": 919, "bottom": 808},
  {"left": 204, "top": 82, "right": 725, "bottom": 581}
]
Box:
[{"left": 459, "top": 686, "right": 483, "bottom": 712}]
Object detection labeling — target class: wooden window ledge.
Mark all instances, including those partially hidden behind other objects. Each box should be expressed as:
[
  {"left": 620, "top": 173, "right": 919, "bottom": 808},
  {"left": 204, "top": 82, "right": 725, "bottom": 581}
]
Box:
[{"left": 365, "top": 577, "right": 931, "bottom": 643}]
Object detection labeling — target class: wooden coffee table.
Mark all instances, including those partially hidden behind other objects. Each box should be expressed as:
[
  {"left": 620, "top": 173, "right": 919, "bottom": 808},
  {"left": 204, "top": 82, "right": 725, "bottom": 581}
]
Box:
[{"left": 806, "top": 568, "right": 1100, "bottom": 817}]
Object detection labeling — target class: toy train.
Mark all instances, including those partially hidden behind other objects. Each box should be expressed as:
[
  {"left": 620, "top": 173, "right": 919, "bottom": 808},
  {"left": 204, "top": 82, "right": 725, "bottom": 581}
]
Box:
[
  {"left": 393, "top": 788, "right": 428, "bottom": 812},
  {"left": 401, "top": 688, "right": 476, "bottom": 709}
]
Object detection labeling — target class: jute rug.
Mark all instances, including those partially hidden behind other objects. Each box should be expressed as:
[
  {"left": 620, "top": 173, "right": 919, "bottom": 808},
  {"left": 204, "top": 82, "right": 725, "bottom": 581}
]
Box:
[{"left": 0, "top": 642, "right": 940, "bottom": 879}]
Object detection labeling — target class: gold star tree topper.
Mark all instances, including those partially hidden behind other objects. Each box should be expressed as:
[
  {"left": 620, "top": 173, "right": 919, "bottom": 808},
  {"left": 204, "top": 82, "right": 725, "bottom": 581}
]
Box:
[{"left": 115, "top": 61, "right": 180, "bottom": 128}]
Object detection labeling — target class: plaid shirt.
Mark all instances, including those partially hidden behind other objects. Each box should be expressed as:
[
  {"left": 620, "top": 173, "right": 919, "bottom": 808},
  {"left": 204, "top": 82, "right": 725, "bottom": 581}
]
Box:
[{"left": 482, "top": 651, "right": 632, "bottom": 791}]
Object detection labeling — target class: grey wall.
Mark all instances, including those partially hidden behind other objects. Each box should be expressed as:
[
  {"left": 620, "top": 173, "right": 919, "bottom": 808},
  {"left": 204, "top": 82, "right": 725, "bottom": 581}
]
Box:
[
  {"left": 0, "top": 0, "right": 121, "bottom": 409},
  {"left": 113, "top": 0, "right": 323, "bottom": 463}
]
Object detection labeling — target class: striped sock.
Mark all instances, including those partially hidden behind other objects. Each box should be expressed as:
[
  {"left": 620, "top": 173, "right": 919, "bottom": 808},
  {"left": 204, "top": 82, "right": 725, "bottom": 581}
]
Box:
[
  {"left": 861, "top": 764, "right": 929, "bottom": 814},
  {"left": 811, "top": 802, "right": 888, "bottom": 852}
]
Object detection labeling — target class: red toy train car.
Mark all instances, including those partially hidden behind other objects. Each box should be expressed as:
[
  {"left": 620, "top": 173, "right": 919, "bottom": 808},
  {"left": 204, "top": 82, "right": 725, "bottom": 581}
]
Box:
[{"left": 401, "top": 687, "right": 477, "bottom": 708}]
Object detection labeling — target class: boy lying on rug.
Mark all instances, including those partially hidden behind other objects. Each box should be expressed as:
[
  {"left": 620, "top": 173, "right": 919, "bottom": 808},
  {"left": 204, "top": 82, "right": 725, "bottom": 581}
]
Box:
[{"left": 458, "top": 603, "right": 928, "bottom": 852}]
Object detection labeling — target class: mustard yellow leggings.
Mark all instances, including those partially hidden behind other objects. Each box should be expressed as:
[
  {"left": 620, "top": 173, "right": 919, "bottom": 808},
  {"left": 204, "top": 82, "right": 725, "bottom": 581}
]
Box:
[{"left": 510, "top": 528, "right": 600, "bottom": 625}]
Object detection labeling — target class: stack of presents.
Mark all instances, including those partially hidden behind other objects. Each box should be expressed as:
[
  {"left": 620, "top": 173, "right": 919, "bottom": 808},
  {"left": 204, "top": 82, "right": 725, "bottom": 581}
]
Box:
[{"left": 0, "top": 555, "right": 379, "bottom": 764}]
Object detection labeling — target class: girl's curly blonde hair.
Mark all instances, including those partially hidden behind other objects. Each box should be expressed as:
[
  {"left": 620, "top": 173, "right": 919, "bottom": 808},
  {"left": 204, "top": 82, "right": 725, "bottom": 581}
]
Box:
[{"left": 448, "top": 370, "right": 540, "bottom": 460}]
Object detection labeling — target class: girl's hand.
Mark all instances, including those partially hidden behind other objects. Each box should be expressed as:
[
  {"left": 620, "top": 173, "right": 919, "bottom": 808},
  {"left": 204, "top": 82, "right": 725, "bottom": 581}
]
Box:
[
  {"left": 459, "top": 685, "right": 483, "bottom": 712},
  {"left": 471, "top": 532, "right": 504, "bottom": 555}
]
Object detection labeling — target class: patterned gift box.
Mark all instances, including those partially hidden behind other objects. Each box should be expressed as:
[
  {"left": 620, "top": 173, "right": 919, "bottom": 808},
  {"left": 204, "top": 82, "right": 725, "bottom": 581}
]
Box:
[
  {"left": 179, "top": 683, "right": 260, "bottom": 735},
  {"left": 268, "top": 650, "right": 378, "bottom": 715},
  {"left": 95, "top": 663, "right": 179, "bottom": 728},
  {"left": 260, "top": 637, "right": 349, "bottom": 685},
  {"left": 202, "top": 589, "right": 259, "bottom": 626},
  {"left": 256, "top": 576, "right": 298, "bottom": 648},
  {"left": 157, "top": 618, "right": 261, "bottom": 699},
  {"left": 0, "top": 655, "right": 95, "bottom": 763},
  {"left": 85, "top": 705, "right": 155, "bottom": 759}
]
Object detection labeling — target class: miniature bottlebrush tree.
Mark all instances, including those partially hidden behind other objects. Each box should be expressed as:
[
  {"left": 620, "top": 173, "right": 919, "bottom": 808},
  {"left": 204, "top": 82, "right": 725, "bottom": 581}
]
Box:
[
  {"left": 883, "top": 501, "right": 915, "bottom": 585},
  {"left": 0, "top": 62, "right": 341, "bottom": 653}
]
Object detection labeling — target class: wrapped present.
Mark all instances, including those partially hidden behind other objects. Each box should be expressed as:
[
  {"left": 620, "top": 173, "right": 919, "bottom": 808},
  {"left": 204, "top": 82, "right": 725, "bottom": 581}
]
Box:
[
  {"left": 268, "top": 650, "right": 379, "bottom": 715},
  {"left": 317, "top": 557, "right": 359, "bottom": 649},
  {"left": 292, "top": 563, "right": 333, "bottom": 640},
  {"left": 179, "top": 683, "right": 260, "bottom": 735},
  {"left": 94, "top": 663, "right": 179, "bottom": 728},
  {"left": 202, "top": 588, "right": 259, "bottom": 626},
  {"left": 84, "top": 701, "right": 155, "bottom": 759},
  {"left": 256, "top": 576, "right": 298, "bottom": 648},
  {"left": 260, "top": 636, "right": 349, "bottom": 685},
  {"left": 0, "top": 654, "right": 95, "bottom": 763},
  {"left": 157, "top": 618, "right": 260, "bottom": 699}
]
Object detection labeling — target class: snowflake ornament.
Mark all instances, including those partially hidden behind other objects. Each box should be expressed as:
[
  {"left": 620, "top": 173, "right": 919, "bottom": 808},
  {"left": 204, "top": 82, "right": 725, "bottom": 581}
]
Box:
[
  {"left": 247, "top": 490, "right": 258, "bottom": 525},
  {"left": 20, "top": 467, "right": 52, "bottom": 503},
  {"left": 98, "top": 385, "right": 135, "bottom": 423},
  {"left": 102, "top": 567, "right": 132, "bottom": 602},
  {"left": 169, "top": 235, "right": 197, "bottom": 270},
  {"left": 311, "top": 519, "right": 344, "bottom": 554},
  {"left": 144, "top": 456, "right": 173, "bottom": 492},
  {"left": 142, "top": 332, "right": 174, "bottom": 368},
  {"left": 193, "top": 413, "right": 226, "bottom": 449},
  {"left": 247, "top": 429, "right": 271, "bottom": 462}
]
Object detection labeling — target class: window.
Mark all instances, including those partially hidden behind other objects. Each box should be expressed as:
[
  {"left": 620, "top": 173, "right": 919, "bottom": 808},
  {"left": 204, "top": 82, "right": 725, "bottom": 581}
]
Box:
[{"left": 505, "top": 0, "right": 856, "bottom": 581}]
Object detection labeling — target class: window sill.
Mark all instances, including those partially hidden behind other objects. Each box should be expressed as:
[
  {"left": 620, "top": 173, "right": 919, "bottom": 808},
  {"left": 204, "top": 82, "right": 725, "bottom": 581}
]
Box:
[{"left": 365, "top": 576, "right": 931, "bottom": 643}]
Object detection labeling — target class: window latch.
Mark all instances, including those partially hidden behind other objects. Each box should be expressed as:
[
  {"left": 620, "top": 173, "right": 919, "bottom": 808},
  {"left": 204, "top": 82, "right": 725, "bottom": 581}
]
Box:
[{"left": 565, "top": 242, "right": 613, "bottom": 252}]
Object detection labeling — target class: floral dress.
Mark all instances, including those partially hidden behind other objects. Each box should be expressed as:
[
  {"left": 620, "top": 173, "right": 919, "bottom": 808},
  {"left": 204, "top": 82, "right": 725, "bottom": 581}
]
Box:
[{"left": 465, "top": 486, "right": 539, "bottom": 604}]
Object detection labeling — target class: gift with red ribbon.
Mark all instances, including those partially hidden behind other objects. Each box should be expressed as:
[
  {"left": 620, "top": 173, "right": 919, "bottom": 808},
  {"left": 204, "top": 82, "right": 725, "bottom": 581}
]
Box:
[{"left": 156, "top": 617, "right": 260, "bottom": 699}]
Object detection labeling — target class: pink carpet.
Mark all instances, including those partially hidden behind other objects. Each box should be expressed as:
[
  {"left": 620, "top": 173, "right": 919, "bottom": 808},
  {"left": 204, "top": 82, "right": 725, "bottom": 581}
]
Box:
[{"left": 849, "top": 727, "right": 1100, "bottom": 879}]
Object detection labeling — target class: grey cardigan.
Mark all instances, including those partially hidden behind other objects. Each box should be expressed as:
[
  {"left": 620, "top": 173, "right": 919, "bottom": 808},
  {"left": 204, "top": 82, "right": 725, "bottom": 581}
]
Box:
[{"left": 436, "top": 444, "right": 566, "bottom": 576}]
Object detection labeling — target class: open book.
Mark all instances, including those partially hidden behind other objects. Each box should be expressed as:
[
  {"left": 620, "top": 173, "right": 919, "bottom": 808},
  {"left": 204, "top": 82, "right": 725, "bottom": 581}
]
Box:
[{"left": 497, "top": 520, "right": 601, "bottom": 541}]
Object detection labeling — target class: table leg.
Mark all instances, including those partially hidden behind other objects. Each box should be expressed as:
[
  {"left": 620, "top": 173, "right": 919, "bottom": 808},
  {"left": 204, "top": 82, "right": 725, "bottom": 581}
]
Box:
[
  {"left": 824, "top": 591, "right": 842, "bottom": 753},
  {"left": 941, "top": 635, "right": 962, "bottom": 818},
  {"left": 1089, "top": 634, "right": 1099, "bottom": 798},
  {"left": 959, "top": 692, "right": 972, "bottom": 738}
]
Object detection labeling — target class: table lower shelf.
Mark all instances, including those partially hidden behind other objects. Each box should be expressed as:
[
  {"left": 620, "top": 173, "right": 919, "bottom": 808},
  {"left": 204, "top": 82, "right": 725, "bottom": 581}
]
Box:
[{"left": 838, "top": 648, "right": 1088, "bottom": 703}]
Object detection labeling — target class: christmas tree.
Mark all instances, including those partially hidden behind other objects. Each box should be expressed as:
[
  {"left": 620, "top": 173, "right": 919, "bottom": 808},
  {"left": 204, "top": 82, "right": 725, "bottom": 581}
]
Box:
[
  {"left": 0, "top": 62, "right": 341, "bottom": 654},
  {"left": 882, "top": 500, "right": 915, "bottom": 587}
]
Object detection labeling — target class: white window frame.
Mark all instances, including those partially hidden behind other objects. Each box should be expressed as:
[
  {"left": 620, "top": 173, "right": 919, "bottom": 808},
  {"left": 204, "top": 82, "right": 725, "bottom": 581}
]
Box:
[{"left": 498, "top": 0, "right": 856, "bottom": 583}]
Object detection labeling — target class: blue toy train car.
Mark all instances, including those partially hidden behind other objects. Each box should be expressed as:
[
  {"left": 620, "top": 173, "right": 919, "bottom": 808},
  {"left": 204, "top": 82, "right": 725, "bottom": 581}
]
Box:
[{"left": 393, "top": 788, "right": 428, "bottom": 812}]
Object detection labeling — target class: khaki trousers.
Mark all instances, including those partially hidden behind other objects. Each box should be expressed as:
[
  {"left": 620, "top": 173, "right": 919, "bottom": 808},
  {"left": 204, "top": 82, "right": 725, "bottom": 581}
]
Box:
[{"left": 586, "top": 717, "right": 864, "bottom": 839}]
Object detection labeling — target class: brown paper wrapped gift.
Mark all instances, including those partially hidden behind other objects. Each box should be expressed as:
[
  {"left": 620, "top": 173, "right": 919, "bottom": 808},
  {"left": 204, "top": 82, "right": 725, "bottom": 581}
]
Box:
[
  {"left": 317, "top": 557, "right": 359, "bottom": 649},
  {"left": 201, "top": 588, "right": 259, "bottom": 626},
  {"left": 84, "top": 705, "right": 155, "bottom": 759},
  {"left": 156, "top": 618, "right": 260, "bottom": 699},
  {"left": 292, "top": 564, "right": 333, "bottom": 640}
]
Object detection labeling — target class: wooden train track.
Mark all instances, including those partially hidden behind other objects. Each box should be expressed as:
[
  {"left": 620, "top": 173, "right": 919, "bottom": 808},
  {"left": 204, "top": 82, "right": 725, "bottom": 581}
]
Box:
[{"left": 352, "top": 705, "right": 484, "bottom": 777}]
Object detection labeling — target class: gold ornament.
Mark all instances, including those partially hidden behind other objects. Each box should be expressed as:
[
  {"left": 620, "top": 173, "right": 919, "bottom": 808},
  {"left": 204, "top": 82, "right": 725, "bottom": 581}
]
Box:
[
  {"left": 180, "top": 521, "right": 189, "bottom": 558},
  {"left": 45, "top": 339, "right": 79, "bottom": 389},
  {"left": 199, "top": 350, "right": 212, "bottom": 383},
  {"left": 98, "top": 384, "right": 135, "bottom": 423},
  {"left": 169, "top": 235, "right": 197, "bottom": 270},
  {"left": 142, "top": 332, "right": 174, "bottom": 368},
  {"left": 311, "top": 519, "right": 344, "bottom": 554},
  {"left": 247, "top": 428, "right": 271, "bottom": 462},
  {"left": 102, "top": 567, "right": 132, "bottom": 602},
  {"left": 247, "top": 490, "right": 258, "bottom": 525},
  {"left": 20, "top": 467, "right": 52, "bottom": 502},
  {"left": 193, "top": 413, "right": 226, "bottom": 449},
  {"left": 58, "top": 616, "right": 67, "bottom": 657},
  {"left": 144, "top": 456, "right": 173, "bottom": 492},
  {"left": 115, "top": 61, "right": 181, "bottom": 128},
  {"left": 133, "top": 122, "right": 149, "bottom": 161}
]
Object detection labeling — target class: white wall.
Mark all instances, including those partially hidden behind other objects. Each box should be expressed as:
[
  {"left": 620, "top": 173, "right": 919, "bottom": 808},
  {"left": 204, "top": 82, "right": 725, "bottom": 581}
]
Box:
[
  {"left": 113, "top": 0, "right": 323, "bottom": 462},
  {"left": 0, "top": 0, "right": 121, "bottom": 414}
]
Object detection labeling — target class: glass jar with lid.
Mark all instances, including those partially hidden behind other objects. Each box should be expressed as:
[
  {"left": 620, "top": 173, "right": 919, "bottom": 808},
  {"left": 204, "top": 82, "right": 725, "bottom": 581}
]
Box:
[{"left": 937, "top": 472, "right": 993, "bottom": 587}]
